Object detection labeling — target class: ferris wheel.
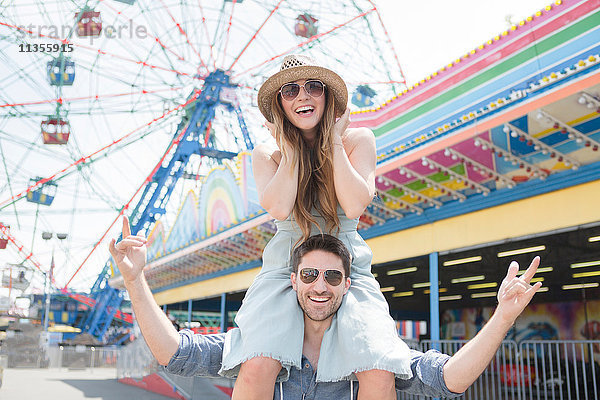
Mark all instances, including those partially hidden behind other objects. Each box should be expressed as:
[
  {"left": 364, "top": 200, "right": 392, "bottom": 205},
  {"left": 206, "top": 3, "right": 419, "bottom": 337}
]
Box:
[{"left": 0, "top": 0, "right": 406, "bottom": 293}]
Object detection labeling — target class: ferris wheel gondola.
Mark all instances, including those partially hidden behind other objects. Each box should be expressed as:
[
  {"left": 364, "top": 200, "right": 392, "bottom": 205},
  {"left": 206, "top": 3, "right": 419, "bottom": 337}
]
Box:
[
  {"left": 47, "top": 56, "right": 75, "bottom": 86},
  {"left": 75, "top": 8, "right": 102, "bottom": 37},
  {"left": 0, "top": 226, "right": 8, "bottom": 250},
  {"left": 26, "top": 177, "right": 57, "bottom": 206},
  {"left": 295, "top": 14, "right": 319, "bottom": 38}
]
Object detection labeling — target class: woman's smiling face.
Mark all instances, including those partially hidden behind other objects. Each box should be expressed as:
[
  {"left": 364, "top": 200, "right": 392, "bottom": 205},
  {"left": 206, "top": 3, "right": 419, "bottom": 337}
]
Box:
[{"left": 279, "top": 79, "right": 326, "bottom": 137}]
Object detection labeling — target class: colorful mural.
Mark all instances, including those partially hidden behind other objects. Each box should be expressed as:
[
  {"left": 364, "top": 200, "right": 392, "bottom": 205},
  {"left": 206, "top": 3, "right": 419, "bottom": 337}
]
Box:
[
  {"left": 145, "top": 154, "right": 261, "bottom": 262},
  {"left": 441, "top": 300, "right": 600, "bottom": 343}
]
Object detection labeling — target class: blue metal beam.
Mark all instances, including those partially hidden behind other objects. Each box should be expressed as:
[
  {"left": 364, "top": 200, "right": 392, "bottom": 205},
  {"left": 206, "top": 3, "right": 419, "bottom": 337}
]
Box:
[
  {"left": 220, "top": 293, "right": 227, "bottom": 333},
  {"left": 82, "top": 70, "right": 255, "bottom": 343},
  {"left": 429, "top": 252, "right": 440, "bottom": 343}
]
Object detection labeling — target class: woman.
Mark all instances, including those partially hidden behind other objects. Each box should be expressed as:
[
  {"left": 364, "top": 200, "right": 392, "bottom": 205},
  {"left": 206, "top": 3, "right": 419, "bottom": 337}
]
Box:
[{"left": 221, "top": 54, "right": 411, "bottom": 399}]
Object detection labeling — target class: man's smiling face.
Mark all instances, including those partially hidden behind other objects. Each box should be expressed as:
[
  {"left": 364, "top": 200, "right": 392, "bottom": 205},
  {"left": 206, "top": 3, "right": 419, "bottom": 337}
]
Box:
[{"left": 291, "top": 249, "right": 351, "bottom": 322}]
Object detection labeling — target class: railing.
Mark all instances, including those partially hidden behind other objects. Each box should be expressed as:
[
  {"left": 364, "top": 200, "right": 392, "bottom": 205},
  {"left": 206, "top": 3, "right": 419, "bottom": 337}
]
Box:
[
  {"left": 111, "top": 334, "right": 600, "bottom": 400},
  {"left": 117, "top": 335, "right": 233, "bottom": 400},
  {"left": 398, "top": 339, "right": 600, "bottom": 400},
  {"left": 116, "top": 333, "right": 159, "bottom": 380},
  {"left": 1, "top": 344, "right": 117, "bottom": 370},
  {"left": 519, "top": 340, "right": 600, "bottom": 400},
  {"left": 48, "top": 345, "right": 118, "bottom": 369}
]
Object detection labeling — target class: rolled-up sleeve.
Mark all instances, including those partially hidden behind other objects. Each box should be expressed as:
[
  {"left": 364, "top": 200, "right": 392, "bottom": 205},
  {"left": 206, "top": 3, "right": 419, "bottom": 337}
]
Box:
[
  {"left": 164, "top": 330, "right": 225, "bottom": 377},
  {"left": 395, "top": 349, "right": 464, "bottom": 398}
]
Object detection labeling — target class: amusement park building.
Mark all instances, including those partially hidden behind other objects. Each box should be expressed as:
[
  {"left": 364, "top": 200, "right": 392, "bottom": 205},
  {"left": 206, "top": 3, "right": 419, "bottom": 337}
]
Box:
[{"left": 109, "top": 0, "right": 600, "bottom": 342}]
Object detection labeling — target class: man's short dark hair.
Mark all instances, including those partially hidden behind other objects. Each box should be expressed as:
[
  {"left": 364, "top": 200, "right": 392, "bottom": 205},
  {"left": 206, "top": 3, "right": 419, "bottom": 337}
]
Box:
[{"left": 291, "top": 234, "right": 351, "bottom": 276}]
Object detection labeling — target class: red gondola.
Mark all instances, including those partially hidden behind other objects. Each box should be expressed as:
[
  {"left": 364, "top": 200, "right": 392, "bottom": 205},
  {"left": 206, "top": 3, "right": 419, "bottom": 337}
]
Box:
[
  {"left": 0, "top": 224, "right": 9, "bottom": 249},
  {"left": 295, "top": 14, "right": 318, "bottom": 38},
  {"left": 41, "top": 118, "right": 70, "bottom": 145},
  {"left": 75, "top": 10, "right": 102, "bottom": 37}
]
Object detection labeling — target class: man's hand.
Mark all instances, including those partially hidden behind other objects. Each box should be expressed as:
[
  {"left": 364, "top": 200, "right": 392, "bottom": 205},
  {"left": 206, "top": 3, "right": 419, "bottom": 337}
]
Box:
[
  {"left": 495, "top": 256, "right": 542, "bottom": 325},
  {"left": 109, "top": 216, "right": 147, "bottom": 283},
  {"left": 443, "top": 256, "right": 543, "bottom": 393}
]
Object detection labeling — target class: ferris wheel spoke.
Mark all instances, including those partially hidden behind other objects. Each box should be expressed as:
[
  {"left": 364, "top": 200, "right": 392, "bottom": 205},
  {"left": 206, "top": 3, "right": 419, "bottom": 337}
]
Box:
[
  {"left": 133, "top": 5, "right": 203, "bottom": 85},
  {"left": 84, "top": 27, "right": 189, "bottom": 95},
  {"left": 217, "top": 0, "right": 238, "bottom": 69},
  {"left": 98, "top": 0, "right": 188, "bottom": 62},
  {"left": 0, "top": 87, "right": 184, "bottom": 109},
  {"left": 198, "top": 0, "right": 216, "bottom": 70},
  {"left": 62, "top": 124, "right": 131, "bottom": 211},
  {"left": 233, "top": 7, "right": 376, "bottom": 79},
  {"left": 0, "top": 49, "right": 56, "bottom": 101},
  {"left": 155, "top": 0, "right": 208, "bottom": 74},
  {"left": 0, "top": 87, "right": 202, "bottom": 210},
  {"left": 227, "top": 0, "right": 284, "bottom": 72},
  {"left": 0, "top": 21, "right": 198, "bottom": 79},
  {"left": 96, "top": 4, "right": 199, "bottom": 92},
  {"left": 61, "top": 105, "right": 197, "bottom": 289},
  {"left": 0, "top": 138, "right": 23, "bottom": 229}
]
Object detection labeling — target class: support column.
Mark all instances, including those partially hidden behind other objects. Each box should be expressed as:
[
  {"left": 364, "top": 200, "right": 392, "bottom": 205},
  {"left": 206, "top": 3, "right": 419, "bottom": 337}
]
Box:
[
  {"left": 429, "top": 252, "right": 440, "bottom": 342},
  {"left": 187, "top": 299, "right": 193, "bottom": 328},
  {"left": 220, "top": 293, "right": 227, "bottom": 333}
]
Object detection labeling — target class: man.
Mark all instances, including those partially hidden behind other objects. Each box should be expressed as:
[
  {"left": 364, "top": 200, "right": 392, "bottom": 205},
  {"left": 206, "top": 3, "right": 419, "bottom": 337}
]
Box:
[{"left": 110, "top": 217, "right": 542, "bottom": 399}]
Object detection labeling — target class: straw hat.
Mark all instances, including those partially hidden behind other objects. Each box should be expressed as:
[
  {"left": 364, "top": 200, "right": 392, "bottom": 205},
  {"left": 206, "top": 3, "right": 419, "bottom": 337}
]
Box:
[{"left": 257, "top": 54, "right": 348, "bottom": 123}]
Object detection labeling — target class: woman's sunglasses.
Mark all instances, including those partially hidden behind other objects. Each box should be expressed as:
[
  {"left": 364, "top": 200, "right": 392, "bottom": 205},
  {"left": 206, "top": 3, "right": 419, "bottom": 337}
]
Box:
[
  {"left": 279, "top": 80, "right": 325, "bottom": 102},
  {"left": 299, "top": 267, "right": 344, "bottom": 286}
]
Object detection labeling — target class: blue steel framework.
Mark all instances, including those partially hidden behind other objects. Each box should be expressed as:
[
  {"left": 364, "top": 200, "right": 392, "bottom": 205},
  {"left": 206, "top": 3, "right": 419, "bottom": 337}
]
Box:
[{"left": 77, "top": 70, "right": 254, "bottom": 342}]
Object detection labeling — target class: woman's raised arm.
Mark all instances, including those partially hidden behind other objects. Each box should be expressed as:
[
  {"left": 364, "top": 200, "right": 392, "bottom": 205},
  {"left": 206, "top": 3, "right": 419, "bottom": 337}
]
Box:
[
  {"left": 332, "top": 110, "right": 377, "bottom": 219},
  {"left": 252, "top": 142, "right": 299, "bottom": 221}
]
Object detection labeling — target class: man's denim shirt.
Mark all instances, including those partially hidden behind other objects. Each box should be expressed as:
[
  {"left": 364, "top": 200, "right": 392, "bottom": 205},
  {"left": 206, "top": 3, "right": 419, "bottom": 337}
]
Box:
[{"left": 166, "top": 330, "right": 463, "bottom": 399}]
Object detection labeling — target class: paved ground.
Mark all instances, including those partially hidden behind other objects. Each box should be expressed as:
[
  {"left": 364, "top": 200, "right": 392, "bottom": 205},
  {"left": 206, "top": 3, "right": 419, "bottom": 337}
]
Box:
[{"left": 0, "top": 368, "right": 176, "bottom": 400}]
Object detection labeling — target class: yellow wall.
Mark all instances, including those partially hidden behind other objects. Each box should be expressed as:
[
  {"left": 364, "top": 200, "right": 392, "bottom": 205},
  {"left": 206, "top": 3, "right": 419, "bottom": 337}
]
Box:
[
  {"left": 154, "top": 267, "right": 260, "bottom": 305},
  {"left": 370, "top": 179, "right": 600, "bottom": 263},
  {"left": 155, "top": 180, "right": 600, "bottom": 304}
]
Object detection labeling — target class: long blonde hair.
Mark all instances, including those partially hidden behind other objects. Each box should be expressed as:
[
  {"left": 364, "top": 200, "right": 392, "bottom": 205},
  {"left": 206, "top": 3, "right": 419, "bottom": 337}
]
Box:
[{"left": 271, "top": 89, "right": 340, "bottom": 243}]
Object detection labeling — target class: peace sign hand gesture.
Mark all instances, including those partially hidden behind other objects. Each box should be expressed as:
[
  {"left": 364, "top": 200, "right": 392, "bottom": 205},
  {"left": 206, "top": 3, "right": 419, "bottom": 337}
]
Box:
[
  {"left": 108, "top": 216, "right": 147, "bottom": 284},
  {"left": 496, "top": 256, "right": 542, "bottom": 324}
]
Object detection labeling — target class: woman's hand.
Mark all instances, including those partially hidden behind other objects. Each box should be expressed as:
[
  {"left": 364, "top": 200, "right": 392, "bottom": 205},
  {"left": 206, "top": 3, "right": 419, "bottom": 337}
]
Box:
[
  {"left": 109, "top": 216, "right": 147, "bottom": 284},
  {"left": 333, "top": 108, "right": 351, "bottom": 141}
]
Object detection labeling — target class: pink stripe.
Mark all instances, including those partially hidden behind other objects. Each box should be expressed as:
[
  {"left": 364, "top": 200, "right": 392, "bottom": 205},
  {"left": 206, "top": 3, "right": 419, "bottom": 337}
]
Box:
[{"left": 351, "top": 0, "right": 597, "bottom": 129}]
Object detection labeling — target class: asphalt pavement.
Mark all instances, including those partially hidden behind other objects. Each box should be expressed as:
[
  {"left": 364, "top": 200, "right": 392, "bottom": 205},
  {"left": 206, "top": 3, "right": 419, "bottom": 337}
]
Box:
[{"left": 0, "top": 368, "right": 176, "bottom": 400}]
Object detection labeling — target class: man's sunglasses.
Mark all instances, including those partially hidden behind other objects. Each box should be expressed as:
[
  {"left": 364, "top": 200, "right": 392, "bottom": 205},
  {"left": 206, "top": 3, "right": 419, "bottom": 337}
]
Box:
[
  {"left": 279, "top": 80, "right": 325, "bottom": 102},
  {"left": 299, "top": 267, "right": 344, "bottom": 286}
]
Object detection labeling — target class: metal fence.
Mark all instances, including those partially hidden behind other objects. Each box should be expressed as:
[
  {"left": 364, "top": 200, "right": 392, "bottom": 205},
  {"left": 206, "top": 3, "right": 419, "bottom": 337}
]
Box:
[
  {"left": 1, "top": 344, "right": 118, "bottom": 369},
  {"left": 519, "top": 340, "right": 600, "bottom": 400},
  {"left": 116, "top": 333, "right": 160, "bottom": 380},
  {"left": 47, "top": 345, "right": 118, "bottom": 370},
  {"left": 398, "top": 339, "right": 600, "bottom": 400},
  {"left": 110, "top": 334, "right": 600, "bottom": 400},
  {"left": 117, "top": 336, "right": 232, "bottom": 400}
]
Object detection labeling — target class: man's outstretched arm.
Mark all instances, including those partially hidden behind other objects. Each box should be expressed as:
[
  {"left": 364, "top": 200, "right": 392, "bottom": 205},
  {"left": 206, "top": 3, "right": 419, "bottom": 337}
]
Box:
[
  {"left": 109, "top": 216, "right": 180, "bottom": 365},
  {"left": 442, "top": 256, "right": 542, "bottom": 393},
  {"left": 165, "top": 330, "right": 226, "bottom": 377}
]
